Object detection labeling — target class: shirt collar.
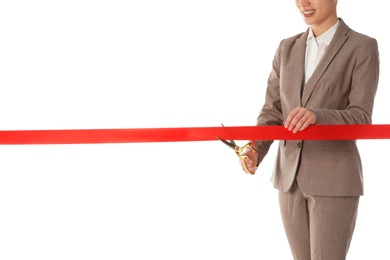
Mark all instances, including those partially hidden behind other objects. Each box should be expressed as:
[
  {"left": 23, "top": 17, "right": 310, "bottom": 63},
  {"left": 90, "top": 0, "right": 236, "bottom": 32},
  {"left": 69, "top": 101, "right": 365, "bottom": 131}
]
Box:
[{"left": 306, "top": 20, "right": 340, "bottom": 45}]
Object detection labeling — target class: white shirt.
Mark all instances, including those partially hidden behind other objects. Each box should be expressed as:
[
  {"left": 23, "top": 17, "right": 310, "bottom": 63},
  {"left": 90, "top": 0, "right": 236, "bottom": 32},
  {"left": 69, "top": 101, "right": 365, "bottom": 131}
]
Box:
[{"left": 305, "top": 21, "right": 339, "bottom": 84}]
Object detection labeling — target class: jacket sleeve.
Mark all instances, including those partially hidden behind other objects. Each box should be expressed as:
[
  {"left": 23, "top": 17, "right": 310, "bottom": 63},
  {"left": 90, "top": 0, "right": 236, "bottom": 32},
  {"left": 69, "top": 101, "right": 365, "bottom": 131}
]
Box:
[
  {"left": 312, "top": 37, "right": 380, "bottom": 125},
  {"left": 255, "top": 40, "right": 285, "bottom": 165}
]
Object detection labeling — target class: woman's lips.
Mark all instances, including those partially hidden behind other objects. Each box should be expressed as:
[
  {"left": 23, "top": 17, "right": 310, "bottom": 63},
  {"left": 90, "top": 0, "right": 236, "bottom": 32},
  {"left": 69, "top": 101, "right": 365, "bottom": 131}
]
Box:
[{"left": 302, "top": 10, "right": 315, "bottom": 17}]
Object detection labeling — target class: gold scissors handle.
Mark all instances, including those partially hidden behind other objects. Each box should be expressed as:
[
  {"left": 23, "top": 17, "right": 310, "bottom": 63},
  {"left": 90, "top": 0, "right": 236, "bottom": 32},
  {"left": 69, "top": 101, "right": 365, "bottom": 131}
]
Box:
[
  {"left": 235, "top": 142, "right": 258, "bottom": 175},
  {"left": 216, "top": 135, "right": 259, "bottom": 175}
]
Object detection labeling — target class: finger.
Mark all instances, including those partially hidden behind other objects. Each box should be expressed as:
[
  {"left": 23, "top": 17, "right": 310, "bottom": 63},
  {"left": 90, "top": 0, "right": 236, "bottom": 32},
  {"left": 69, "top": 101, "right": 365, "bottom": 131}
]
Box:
[
  {"left": 245, "top": 165, "right": 258, "bottom": 174},
  {"left": 284, "top": 107, "right": 300, "bottom": 128},
  {"left": 292, "top": 112, "right": 309, "bottom": 132},
  {"left": 241, "top": 161, "right": 257, "bottom": 174},
  {"left": 249, "top": 166, "right": 258, "bottom": 173},
  {"left": 289, "top": 110, "right": 306, "bottom": 132},
  {"left": 286, "top": 108, "right": 304, "bottom": 127},
  {"left": 244, "top": 156, "right": 253, "bottom": 163},
  {"left": 292, "top": 114, "right": 311, "bottom": 133},
  {"left": 240, "top": 157, "right": 253, "bottom": 167},
  {"left": 239, "top": 158, "right": 255, "bottom": 173},
  {"left": 250, "top": 140, "right": 258, "bottom": 151},
  {"left": 298, "top": 116, "right": 313, "bottom": 131},
  {"left": 295, "top": 110, "right": 316, "bottom": 132}
]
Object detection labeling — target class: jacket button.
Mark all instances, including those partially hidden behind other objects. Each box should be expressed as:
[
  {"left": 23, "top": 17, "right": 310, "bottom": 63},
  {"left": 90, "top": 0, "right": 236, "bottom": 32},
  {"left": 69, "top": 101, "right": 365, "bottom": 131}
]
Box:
[{"left": 297, "top": 142, "right": 302, "bottom": 148}]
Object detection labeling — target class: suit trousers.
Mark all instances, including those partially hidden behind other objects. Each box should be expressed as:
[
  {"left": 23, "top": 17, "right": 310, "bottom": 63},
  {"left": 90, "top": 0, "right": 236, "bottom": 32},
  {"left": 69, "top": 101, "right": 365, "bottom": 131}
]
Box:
[{"left": 278, "top": 181, "right": 359, "bottom": 260}]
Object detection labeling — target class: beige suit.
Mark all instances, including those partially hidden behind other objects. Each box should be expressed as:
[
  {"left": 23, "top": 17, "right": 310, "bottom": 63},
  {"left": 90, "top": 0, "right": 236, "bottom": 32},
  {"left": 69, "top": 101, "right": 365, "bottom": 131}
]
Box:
[
  {"left": 256, "top": 18, "right": 379, "bottom": 196},
  {"left": 255, "top": 19, "right": 380, "bottom": 259}
]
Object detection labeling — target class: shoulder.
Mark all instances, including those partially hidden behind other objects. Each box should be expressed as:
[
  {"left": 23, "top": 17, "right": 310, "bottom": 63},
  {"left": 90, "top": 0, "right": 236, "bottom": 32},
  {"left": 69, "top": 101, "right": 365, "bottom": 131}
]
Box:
[
  {"left": 273, "top": 30, "right": 307, "bottom": 60},
  {"left": 279, "top": 31, "right": 307, "bottom": 48},
  {"left": 338, "top": 18, "right": 378, "bottom": 47},
  {"left": 348, "top": 31, "right": 379, "bottom": 58},
  {"left": 336, "top": 19, "right": 379, "bottom": 67},
  {"left": 272, "top": 31, "right": 307, "bottom": 58},
  {"left": 346, "top": 28, "right": 377, "bottom": 46}
]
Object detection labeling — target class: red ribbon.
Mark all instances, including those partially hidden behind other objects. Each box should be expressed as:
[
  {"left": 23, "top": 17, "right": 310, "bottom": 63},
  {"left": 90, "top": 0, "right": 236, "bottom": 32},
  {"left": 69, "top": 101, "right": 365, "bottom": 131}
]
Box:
[{"left": 1, "top": 124, "right": 390, "bottom": 145}]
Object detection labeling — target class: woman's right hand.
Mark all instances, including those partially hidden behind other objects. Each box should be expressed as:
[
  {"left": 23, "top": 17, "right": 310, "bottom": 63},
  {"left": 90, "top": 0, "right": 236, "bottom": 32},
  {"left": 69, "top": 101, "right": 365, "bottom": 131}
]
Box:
[{"left": 239, "top": 140, "right": 259, "bottom": 174}]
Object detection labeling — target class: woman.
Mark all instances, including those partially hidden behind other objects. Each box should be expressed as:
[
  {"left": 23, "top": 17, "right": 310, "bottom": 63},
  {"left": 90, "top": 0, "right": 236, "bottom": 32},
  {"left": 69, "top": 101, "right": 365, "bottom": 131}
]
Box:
[{"left": 241, "top": 0, "right": 380, "bottom": 259}]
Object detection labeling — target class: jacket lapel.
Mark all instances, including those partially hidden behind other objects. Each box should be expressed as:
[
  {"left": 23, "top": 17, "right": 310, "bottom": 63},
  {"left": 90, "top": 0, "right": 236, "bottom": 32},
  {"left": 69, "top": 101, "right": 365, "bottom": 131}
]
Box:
[
  {"left": 301, "top": 19, "right": 350, "bottom": 107},
  {"left": 291, "top": 31, "right": 308, "bottom": 107}
]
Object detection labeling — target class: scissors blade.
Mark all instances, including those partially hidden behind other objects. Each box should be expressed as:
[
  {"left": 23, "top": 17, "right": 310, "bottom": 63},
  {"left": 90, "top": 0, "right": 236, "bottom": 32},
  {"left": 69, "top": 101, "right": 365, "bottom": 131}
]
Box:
[
  {"left": 220, "top": 123, "right": 237, "bottom": 146},
  {"left": 216, "top": 136, "right": 236, "bottom": 150}
]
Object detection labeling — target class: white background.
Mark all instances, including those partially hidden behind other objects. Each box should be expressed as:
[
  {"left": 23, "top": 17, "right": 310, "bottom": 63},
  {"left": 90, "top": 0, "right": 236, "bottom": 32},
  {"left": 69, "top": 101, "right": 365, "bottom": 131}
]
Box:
[{"left": 0, "top": 1, "right": 389, "bottom": 259}]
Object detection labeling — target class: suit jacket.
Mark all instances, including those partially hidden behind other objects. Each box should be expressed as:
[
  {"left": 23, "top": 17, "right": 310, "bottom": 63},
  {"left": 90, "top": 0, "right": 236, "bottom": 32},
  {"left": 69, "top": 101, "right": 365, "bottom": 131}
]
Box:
[{"left": 256, "top": 18, "right": 380, "bottom": 196}]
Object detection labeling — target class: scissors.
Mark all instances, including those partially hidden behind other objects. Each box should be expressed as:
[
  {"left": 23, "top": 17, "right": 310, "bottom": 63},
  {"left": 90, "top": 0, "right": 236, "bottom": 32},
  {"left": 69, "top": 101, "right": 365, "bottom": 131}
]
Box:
[{"left": 216, "top": 136, "right": 258, "bottom": 175}]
